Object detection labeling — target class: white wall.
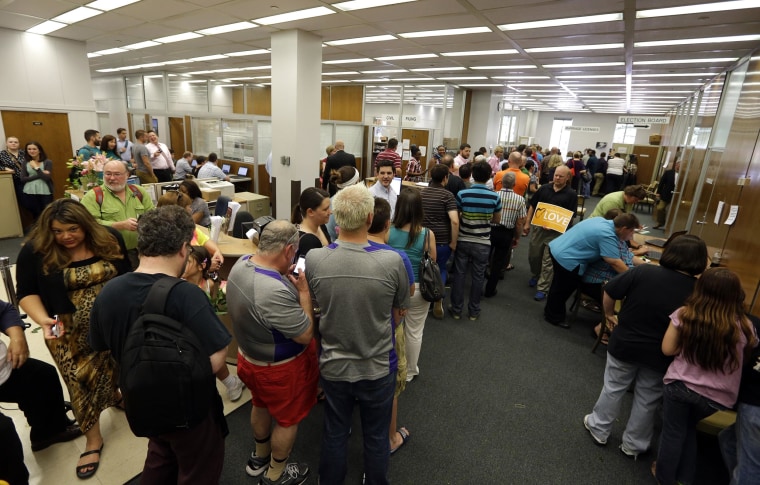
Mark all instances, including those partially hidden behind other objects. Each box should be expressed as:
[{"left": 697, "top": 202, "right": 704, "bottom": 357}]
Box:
[
  {"left": 92, "top": 76, "right": 129, "bottom": 137},
  {"left": 363, "top": 103, "right": 442, "bottom": 129},
  {"left": 534, "top": 111, "right": 661, "bottom": 151},
  {"left": 0, "top": 28, "right": 97, "bottom": 153},
  {"left": 466, "top": 90, "right": 502, "bottom": 150},
  {"left": 210, "top": 85, "right": 234, "bottom": 114}
]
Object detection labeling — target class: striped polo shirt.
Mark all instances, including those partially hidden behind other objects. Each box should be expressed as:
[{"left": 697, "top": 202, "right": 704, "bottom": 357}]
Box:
[
  {"left": 456, "top": 183, "right": 502, "bottom": 245},
  {"left": 493, "top": 188, "right": 527, "bottom": 229}
]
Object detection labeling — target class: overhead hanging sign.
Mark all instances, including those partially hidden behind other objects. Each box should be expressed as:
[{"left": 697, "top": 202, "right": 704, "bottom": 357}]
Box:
[
  {"left": 618, "top": 116, "right": 671, "bottom": 124},
  {"left": 564, "top": 126, "right": 600, "bottom": 133}
]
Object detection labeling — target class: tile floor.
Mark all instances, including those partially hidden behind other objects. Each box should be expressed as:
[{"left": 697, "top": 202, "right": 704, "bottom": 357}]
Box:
[{"left": 0, "top": 264, "right": 250, "bottom": 485}]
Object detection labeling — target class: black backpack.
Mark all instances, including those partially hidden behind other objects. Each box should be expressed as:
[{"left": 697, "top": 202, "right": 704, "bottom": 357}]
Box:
[{"left": 119, "top": 277, "right": 215, "bottom": 437}]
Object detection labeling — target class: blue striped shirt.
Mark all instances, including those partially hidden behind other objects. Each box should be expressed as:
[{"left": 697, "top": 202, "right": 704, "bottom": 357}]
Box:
[{"left": 456, "top": 183, "right": 502, "bottom": 245}]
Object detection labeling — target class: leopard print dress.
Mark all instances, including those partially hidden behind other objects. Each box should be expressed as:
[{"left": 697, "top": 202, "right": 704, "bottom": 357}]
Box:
[{"left": 45, "top": 257, "right": 120, "bottom": 434}]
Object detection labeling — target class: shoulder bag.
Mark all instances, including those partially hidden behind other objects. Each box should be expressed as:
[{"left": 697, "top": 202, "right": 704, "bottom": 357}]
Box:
[{"left": 418, "top": 228, "right": 444, "bottom": 302}]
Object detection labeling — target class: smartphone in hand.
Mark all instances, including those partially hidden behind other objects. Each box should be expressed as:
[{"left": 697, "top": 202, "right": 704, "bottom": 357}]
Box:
[
  {"left": 51, "top": 315, "right": 62, "bottom": 338},
  {"left": 293, "top": 256, "right": 306, "bottom": 276}
]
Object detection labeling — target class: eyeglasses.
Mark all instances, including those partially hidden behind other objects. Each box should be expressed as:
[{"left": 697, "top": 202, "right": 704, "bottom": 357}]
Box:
[
  {"left": 104, "top": 172, "right": 127, "bottom": 178},
  {"left": 286, "top": 230, "right": 300, "bottom": 252}
]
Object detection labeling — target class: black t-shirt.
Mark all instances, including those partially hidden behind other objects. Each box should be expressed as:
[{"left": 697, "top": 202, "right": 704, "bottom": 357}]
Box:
[
  {"left": 605, "top": 264, "right": 697, "bottom": 374},
  {"left": 89, "top": 272, "right": 231, "bottom": 363},
  {"left": 739, "top": 315, "right": 760, "bottom": 406},
  {"left": 297, "top": 226, "right": 331, "bottom": 260},
  {"left": 445, "top": 173, "right": 467, "bottom": 198}
]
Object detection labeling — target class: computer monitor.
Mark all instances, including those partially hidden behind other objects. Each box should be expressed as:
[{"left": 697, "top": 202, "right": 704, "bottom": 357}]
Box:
[
  {"left": 237, "top": 166, "right": 248, "bottom": 177},
  {"left": 221, "top": 164, "right": 231, "bottom": 174}
]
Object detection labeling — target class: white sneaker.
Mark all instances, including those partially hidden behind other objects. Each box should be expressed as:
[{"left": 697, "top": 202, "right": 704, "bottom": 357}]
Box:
[
  {"left": 227, "top": 375, "right": 245, "bottom": 402},
  {"left": 583, "top": 414, "right": 607, "bottom": 445},
  {"left": 619, "top": 443, "right": 640, "bottom": 459}
]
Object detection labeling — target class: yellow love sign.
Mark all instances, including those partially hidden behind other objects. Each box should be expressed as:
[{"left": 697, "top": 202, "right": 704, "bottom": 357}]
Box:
[{"left": 532, "top": 202, "right": 574, "bottom": 233}]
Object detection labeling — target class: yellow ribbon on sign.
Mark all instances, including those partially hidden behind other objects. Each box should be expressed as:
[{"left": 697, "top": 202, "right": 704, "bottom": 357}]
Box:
[{"left": 531, "top": 202, "right": 574, "bottom": 233}]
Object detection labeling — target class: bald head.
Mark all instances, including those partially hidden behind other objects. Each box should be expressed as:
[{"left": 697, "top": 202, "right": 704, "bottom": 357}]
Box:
[
  {"left": 334, "top": 141, "right": 345, "bottom": 151},
  {"left": 553, "top": 165, "right": 571, "bottom": 188},
  {"left": 507, "top": 151, "right": 522, "bottom": 167}
]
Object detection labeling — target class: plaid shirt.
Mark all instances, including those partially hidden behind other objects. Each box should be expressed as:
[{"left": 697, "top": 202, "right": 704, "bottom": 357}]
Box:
[{"left": 582, "top": 238, "right": 633, "bottom": 284}]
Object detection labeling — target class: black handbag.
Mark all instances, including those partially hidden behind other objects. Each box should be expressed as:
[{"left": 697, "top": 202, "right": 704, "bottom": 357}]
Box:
[{"left": 418, "top": 229, "right": 444, "bottom": 302}]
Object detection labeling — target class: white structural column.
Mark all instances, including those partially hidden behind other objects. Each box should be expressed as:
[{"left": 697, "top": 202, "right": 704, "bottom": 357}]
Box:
[{"left": 270, "top": 29, "right": 322, "bottom": 219}]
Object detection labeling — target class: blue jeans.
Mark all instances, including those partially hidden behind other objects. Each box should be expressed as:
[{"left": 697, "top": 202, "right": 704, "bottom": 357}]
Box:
[
  {"left": 436, "top": 243, "right": 452, "bottom": 286},
  {"left": 656, "top": 380, "right": 725, "bottom": 485},
  {"left": 719, "top": 402, "right": 760, "bottom": 485},
  {"left": 319, "top": 373, "right": 395, "bottom": 485},
  {"left": 450, "top": 241, "right": 490, "bottom": 317}
]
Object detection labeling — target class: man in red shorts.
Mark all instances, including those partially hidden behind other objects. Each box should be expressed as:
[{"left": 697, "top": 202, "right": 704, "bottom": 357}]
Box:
[{"left": 226, "top": 220, "right": 317, "bottom": 485}]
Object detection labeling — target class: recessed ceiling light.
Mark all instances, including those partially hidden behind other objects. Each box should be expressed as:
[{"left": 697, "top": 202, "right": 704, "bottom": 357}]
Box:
[
  {"left": 543, "top": 62, "right": 625, "bottom": 68},
  {"left": 437, "top": 76, "right": 488, "bottom": 81},
  {"left": 400, "top": 26, "right": 491, "bottom": 38},
  {"left": 93, "top": 47, "right": 128, "bottom": 55},
  {"left": 26, "top": 21, "right": 67, "bottom": 35},
  {"left": 556, "top": 75, "right": 625, "bottom": 79},
  {"left": 390, "top": 77, "right": 433, "bottom": 81},
  {"left": 86, "top": 52, "right": 101, "bottom": 58},
  {"left": 441, "top": 49, "right": 517, "bottom": 57},
  {"left": 187, "top": 54, "right": 228, "bottom": 62},
  {"left": 411, "top": 67, "right": 467, "bottom": 72},
  {"left": 86, "top": 0, "right": 140, "bottom": 11},
  {"left": 324, "top": 71, "right": 359, "bottom": 75},
  {"left": 333, "top": 0, "right": 416, "bottom": 11},
  {"left": 527, "top": 43, "right": 623, "bottom": 53},
  {"left": 225, "top": 49, "right": 270, "bottom": 57},
  {"left": 490, "top": 76, "right": 550, "bottom": 80},
  {"left": 154, "top": 32, "right": 203, "bottom": 44},
  {"left": 325, "top": 35, "right": 396, "bottom": 46},
  {"left": 53, "top": 6, "right": 102, "bottom": 24},
  {"left": 499, "top": 13, "right": 622, "bottom": 31},
  {"left": 375, "top": 53, "right": 437, "bottom": 61},
  {"left": 253, "top": 6, "right": 335, "bottom": 25},
  {"left": 634, "top": 57, "right": 738, "bottom": 65},
  {"left": 123, "top": 41, "right": 161, "bottom": 50},
  {"left": 361, "top": 69, "right": 407, "bottom": 74},
  {"left": 637, "top": 0, "right": 759, "bottom": 18},
  {"left": 323, "top": 79, "right": 351, "bottom": 83},
  {"left": 163, "top": 59, "right": 195, "bottom": 65},
  {"left": 352, "top": 78, "right": 392, "bottom": 82},
  {"left": 459, "top": 84, "right": 504, "bottom": 87},
  {"left": 633, "top": 73, "right": 713, "bottom": 77},
  {"left": 197, "top": 22, "right": 258, "bottom": 35},
  {"left": 635, "top": 35, "right": 760, "bottom": 47},
  {"left": 323, "top": 58, "right": 375, "bottom": 64},
  {"left": 96, "top": 68, "right": 122, "bottom": 73},
  {"left": 469, "top": 65, "right": 537, "bottom": 70}
]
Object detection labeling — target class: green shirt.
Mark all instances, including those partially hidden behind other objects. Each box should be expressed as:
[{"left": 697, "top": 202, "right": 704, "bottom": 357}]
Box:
[
  {"left": 589, "top": 191, "right": 632, "bottom": 218},
  {"left": 81, "top": 184, "right": 154, "bottom": 250}
]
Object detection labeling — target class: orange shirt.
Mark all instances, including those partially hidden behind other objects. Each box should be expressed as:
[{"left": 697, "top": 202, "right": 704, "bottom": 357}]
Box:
[{"left": 494, "top": 167, "right": 530, "bottom": 196}]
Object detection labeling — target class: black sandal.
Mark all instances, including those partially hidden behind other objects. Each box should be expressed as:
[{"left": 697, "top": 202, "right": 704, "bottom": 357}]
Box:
[{"left": 76, "top": 443, "right": 103, "bottom": 479}]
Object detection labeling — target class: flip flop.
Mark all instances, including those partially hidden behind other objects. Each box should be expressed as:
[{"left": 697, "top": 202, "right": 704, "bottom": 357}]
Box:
[
  {"left": 390, "top": 428, "right": 410, "bottom": 455},
  {"left": 76, "top": 443, "right": 103, "bottom": 479},
  {"left": 505, "top": 264, "right": 515, "bottom": 271}
]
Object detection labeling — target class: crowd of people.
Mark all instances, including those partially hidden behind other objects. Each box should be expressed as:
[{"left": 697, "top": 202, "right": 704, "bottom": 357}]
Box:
[{"left": 1, "top": 137, "right": 758, "bottom": 485}]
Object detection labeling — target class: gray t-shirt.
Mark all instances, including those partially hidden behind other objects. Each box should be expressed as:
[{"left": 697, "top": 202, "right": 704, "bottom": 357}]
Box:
[
  {"left": 190, "top": 197, "right": 211, "bottom": 227},
  {"left": 226, "top": 256, "right": 310, "bottom": 362},
  {"left": 133, "top": 142, "right": 150, "bottom": 172},
  {"left": 306, "top": 240, "right": 410, "bottom": 382}
]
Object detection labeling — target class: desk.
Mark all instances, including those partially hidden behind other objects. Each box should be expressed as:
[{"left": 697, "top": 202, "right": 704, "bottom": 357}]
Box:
[
  {"left": 197, "top": 226, "right": 257, "bottom": 279},
  {"left": 229, "top": 177, "right": 252, "bottom": 193}
]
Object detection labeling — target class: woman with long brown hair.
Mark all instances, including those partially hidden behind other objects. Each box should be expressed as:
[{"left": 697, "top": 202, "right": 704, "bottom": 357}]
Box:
[
  {"left": 20, "top": 141, "right": 54, "bottom": 220},
  {"left": 16, "top": 198, "right": 130, "bottom": 479},
  {"left": 654, "top": 268, "right": 758, "bottom": 485}
]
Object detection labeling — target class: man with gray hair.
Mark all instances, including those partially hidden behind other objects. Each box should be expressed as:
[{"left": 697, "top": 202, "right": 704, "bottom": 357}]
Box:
[
  {"left": 306, "top": 184, "right": 410, "bottom": 485},
  {"left": 484, "top": 171, "right": 527, "bottom": 297},
  {"left": 89, "top": 205, "right": 231, "bottom": 483},
  {"left": 227, "top": 220, "right": 316, "bottom": 485}
]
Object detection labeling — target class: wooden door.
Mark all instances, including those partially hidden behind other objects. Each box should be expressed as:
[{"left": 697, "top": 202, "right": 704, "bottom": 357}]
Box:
[
  {"left": 401, "top": 129, "right": 430, "bottom": 175},
  {"left": 631, "top": 145, "right": 660, "bottom": 185},
  {"left": 169, "top": 117, "right": 186, "bottom": 155},
  {"left": 1, "top": 110, "right": 72, "bottom": 201}
]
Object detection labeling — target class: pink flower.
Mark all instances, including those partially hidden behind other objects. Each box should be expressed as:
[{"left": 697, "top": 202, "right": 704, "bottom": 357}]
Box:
[{"left": 81, "top": 169, "right": 89, "bottom": 175}]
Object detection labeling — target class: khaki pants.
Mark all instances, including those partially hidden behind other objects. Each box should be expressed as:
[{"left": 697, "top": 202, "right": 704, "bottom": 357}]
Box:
[
  {"left": 592, "top": 172, "right": 605, "bottom": 195},
  {"left": 137, "top": 170, "right": 158, "bottom": 184},
  {"left": 654, "top": 200, "right": 669, "bottom": 226},
  {"left": 528, "top": 226, "right": 560, "bottom": 292}
]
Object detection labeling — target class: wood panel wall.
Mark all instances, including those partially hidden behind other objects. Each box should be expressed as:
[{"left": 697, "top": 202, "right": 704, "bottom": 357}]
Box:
[
  {"left": 246, "top": 86, "right": 272, "bottom": 116},
  {"left": 232, "top": 87, "right": 245, "bottom": 114},
  {"left": 321, "top": 86, "right": 331, "bottom": 120},
  {"left": 328, "top": 85, "right": 363, "bottom": 122}
]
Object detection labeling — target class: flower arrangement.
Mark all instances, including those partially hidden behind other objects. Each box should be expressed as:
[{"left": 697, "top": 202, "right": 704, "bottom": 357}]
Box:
[{"left": 67, "top": 154, "right": 106, "bottom": 190}]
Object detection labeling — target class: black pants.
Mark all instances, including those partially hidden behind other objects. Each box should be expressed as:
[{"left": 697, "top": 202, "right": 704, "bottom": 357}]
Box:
[
  {"left": 0, "top": 413, "right": 29, "bottom": 485},
  {"left": 153, "top": 168, "right": 173, "bottom": 182},
  {"left": 484, "top": 226, "right": 515, "bottom": 296},
  {"left": 544, "top": 254, "right": 581, "bottom": 324},
  {"left": 0, "top": 358, "right": 72, "bottom": 442}
]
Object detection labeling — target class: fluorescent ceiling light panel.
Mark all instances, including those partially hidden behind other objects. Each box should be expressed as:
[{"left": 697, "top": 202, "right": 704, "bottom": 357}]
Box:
[
  {"left": 324, "top": 71, "right": 359, "bottom": 75},
  {"left": 162, "top": 59, "right": 194, "bottom": 65},
  {"left": 53, "top": 6, "right": 102, "bottom": 23},
  {"left": 441, "top": 49, "right": 517, "bottom": 57},
  {"left": 469, "top": 65, "right": 536, "bottom": 70},
  {"left": 86, "top": 0, "right": 140, "bottom": 10},
  {"left": 96, "top": 68, "right": 122, "bottom": 72},
  {"left": 361, "top": 69, "right": 407, "bottom": 74},
  {"left": 491, "top": 76, "right": 550, "bottom": 80},
  {"left": 323, "top": 58, "right": 374, "bottom": 64},
  {"left": 123, "top": 40, "right": 160, "bottom": 50},
  {"left": 323, "top": 79, "right": 351, "bottom": 83},
  {"left": 325, "top": 35, "right": 396, "bottom": 46},
  {"left": 87, "top": 52, "right": 102, "bottom": 58},
  {"left": 556, "top": 74, "right": 625, "bottom": 78},
  {"left": 333, "top": 0, "right": 415, "bottom": 11},
  {"left": 154, "top": 32, "right": 203, "bottom": 44},
  {"left": 637, "top": 1, "right": 759, "bottom": 18},
  {"left": 390, "top": 77, "right": 433, "bottom": 81},
  {"left": 459, "top": 84, "right": 504, "bottom": 87},
  {"left": 94, "top": 47, "right": 128, "bottom": 55},
  {"left": 375, "top": 53, "right": 437, "bottom": 61},
  {"left": 411, "top": 67, "right": 467, "bottom": 72},
  {"left": 499, "top": 13, "right": 622, "bottom": 31},
  {"left": 634, "top": 57, "right": 737, "bottom": 65},
  {"left": 188, "top": 54, "right": 228, "bottom": 62},
  {"left": 543, "top": 62, "right": 624, "bottom": 68},
  {"left": 197, "top": 22, "right": 257, "bottom": 35},
  {"left": 400, "top": 26, "right": 491, "bottom": 38},
  {"left": 633, "top": 73, "right": 712, "bottom": 77},
  {"left": 27, "top": 21, "right": 67, "bottom": 35},
  {"left": 226, "top": 49, "right": 270, "bottom": 57},
  {"left": 437, "top": 76, "right": 488, "bottom": 80},
  {"left": 253, "top": 6, "right": 335, "bottom": 25},
  {"left": 635, "top": 35, "right": 760, "bottom": 47},
  {"left": 352, "top": 78, "right": 391, "bottom": 82},
  {"left": 527, "top": 43, "right": 623, "bottom": 53}
]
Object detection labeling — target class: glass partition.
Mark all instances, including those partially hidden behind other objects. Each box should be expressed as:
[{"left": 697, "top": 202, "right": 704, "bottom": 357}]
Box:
[
  {"left": 221, "top": 119, "right": 254, "bottom": 161},
  {"left": 320, "top": 124, "right": 334, "bottom": 159},
  {"left": 125, "top": 76, "right": 144, "bottom": 110},
  {"left": 257, "top": 120, "right": 271, "bottom": 171},
  {"left": 191, "top": 118, "right": 220, "bottom": 156},
  {"left": 143, "top": 74, "right": 166, "bottom": 111},
  {"left": 169, "top": 78, "right": 208, "bottom": 112},
  {"left": 335, "top": 124, "right": 363, "bottom": 157},
  {"left": 210, "top": 81, "right": 237, "bottom": 114}
]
